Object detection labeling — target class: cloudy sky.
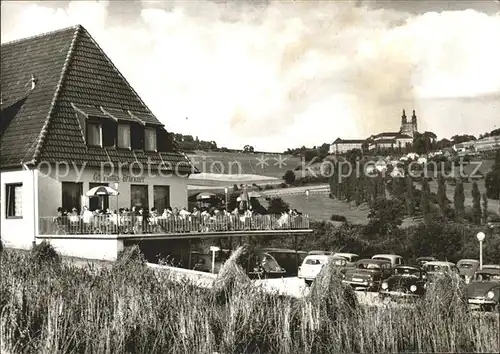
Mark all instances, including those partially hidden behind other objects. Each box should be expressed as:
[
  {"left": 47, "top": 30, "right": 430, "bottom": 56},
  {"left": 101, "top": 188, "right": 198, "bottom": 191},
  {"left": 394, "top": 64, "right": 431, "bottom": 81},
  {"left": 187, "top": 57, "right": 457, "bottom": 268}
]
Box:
[{"left": 2, "top": 0, "right": 499, "bottom": 151}]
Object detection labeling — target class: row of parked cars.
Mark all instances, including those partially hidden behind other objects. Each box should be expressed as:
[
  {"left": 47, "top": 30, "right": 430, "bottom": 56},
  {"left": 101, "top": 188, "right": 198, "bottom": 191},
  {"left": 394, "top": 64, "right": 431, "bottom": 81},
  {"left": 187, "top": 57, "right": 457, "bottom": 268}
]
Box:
[{"left": 298, "top": 252, "right": 500, "bottom": 311}]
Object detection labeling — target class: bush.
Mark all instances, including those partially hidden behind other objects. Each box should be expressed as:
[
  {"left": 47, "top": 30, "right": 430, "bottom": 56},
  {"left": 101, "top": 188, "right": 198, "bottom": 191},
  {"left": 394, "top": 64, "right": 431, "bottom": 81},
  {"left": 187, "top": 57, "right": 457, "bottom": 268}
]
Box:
[
  {"left": 267, "top": 196, "right": 289, "bottom": 215},
  {"left": 30, "top": 241, "right": 60, "bottom": 266},
  {"left": 283, "top": 170, "right": 296, "bottom": 184},
  {"left": 330, "top": 214, "right": 347, "bottom": 223},
  {"left": 116, "top": 245, "right": 146, "bottom": 268},
  {"left": 2, "top": 243, "right": 498, "bottom": 354},
  {"left": 485, "top": 171, "right": 500, "bottom": 200}
]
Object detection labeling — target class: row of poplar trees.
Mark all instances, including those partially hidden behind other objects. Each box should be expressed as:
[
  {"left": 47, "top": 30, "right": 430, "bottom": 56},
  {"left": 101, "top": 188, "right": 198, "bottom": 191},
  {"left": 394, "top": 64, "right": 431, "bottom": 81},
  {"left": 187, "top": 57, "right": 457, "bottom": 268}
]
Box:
[{"left": 328, "top": 156, "right": 495, "bottom": 225}]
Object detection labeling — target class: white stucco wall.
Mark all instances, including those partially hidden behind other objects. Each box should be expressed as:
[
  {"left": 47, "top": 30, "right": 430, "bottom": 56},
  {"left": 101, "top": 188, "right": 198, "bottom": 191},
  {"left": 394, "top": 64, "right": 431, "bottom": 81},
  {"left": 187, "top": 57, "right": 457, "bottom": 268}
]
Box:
[
  {"left": 0, "top": 168, "right": 36, "bottom": 249},
  {"left": 38, "top": 164, "right": 189, "bottom": 214},
  {"left": 36, "top": 237, "right": 124, "bottom": 261}
]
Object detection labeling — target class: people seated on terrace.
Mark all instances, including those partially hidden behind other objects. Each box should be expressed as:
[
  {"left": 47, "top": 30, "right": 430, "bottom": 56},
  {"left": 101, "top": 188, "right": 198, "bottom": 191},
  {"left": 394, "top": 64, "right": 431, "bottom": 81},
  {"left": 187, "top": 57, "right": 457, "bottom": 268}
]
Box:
[
  {"left": 191, "top": 207, "right": 200, "bottom": 219},
  {"left": 81, "top": 206, "right": 93, "bottom": 223},
  {"left": 278, "top": 211, "right": 290, "bottom": 227},
  {"left": 108, "top": 210, "right": 118, "bottom": 225},
  {"left": 179, "top": 207, "right": 190, "bottom": 220},
  {"left": 162, "top": 207, "right": 173, "bottom": 218},
  {"left": 69, "top": 208, "right": 79, "bottom": 223}
]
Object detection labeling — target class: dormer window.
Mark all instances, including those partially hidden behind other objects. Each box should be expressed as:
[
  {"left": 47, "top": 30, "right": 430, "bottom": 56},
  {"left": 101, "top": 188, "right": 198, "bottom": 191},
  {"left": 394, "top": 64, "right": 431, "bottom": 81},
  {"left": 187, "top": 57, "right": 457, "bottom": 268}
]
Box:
[
  {"left": 145, "top": 127, "right": 157, "bottom": 151},
  {"left": 117, "top": 123, "right": 131, "bottom": 149},
  {"left": 87, "top": 121, "right": 102, "bottom": 147}
]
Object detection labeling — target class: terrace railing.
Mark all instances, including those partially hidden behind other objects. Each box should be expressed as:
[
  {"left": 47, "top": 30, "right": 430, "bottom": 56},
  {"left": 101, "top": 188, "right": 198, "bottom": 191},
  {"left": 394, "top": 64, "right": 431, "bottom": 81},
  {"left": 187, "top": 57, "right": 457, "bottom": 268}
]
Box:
[{"left": 38, "top": 214, "right": 311, "bottom": 236}]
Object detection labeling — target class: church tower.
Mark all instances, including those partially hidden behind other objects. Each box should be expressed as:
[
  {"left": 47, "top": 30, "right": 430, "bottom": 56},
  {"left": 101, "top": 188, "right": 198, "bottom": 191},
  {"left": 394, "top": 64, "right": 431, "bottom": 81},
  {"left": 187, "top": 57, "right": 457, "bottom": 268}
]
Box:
[
  {"left": 411, "top": 109, "right": 418, "bottom": 134},
  {"left": 399, "top": 109, "right": 417, "bottom": 138}
]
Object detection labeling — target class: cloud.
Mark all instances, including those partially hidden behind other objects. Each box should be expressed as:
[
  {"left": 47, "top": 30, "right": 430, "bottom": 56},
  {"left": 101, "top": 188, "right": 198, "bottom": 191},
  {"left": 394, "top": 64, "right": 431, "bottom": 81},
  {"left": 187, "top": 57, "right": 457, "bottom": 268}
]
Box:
[{"left": 2, "top": 0, "right": 499, "bottom": 151}]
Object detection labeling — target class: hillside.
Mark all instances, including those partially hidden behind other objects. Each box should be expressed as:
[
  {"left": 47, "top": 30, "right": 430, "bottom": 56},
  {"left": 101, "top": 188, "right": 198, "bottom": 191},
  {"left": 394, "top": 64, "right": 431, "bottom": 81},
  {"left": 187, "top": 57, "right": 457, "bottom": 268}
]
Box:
[{"left": 187, "top": 150, "right": 302, "bottom": 178}]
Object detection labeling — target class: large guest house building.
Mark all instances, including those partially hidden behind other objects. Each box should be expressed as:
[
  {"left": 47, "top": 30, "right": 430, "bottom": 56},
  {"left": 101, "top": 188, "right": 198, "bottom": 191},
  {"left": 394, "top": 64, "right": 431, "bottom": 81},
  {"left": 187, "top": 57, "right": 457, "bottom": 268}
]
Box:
[
  {"left": 0, "top": 25, "right": 195, "bottom": 253},
  {"left": 1, "top": 25, "right": 311, "bottom": 261}
]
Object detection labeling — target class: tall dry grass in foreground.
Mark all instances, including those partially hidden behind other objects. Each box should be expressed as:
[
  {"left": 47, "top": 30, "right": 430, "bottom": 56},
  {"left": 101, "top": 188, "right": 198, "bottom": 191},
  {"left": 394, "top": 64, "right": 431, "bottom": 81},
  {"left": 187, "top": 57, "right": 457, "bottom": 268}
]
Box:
[{"left": 1, "top": 247, "right": 498, "bottom": 354}]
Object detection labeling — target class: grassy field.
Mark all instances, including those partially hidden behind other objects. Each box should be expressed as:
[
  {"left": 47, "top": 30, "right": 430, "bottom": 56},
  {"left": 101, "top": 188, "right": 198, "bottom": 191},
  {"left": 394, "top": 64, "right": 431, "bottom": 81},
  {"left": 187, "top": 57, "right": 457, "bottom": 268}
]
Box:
[
  {"left": 1, "top": 248, "right": 498, "bottom": 354},
  {"left": 280, "top": 193, "right": 370, "bottom": 224},
  {"left": 187, "top": 151, "right": 302, "bottom": 178}
]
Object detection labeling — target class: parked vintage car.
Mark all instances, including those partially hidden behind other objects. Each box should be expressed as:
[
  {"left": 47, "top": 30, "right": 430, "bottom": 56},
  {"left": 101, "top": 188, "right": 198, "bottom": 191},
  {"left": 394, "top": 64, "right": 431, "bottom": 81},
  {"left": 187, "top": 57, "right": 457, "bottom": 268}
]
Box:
[
  {"left": 298, "top": 255, "right": 347, "bottom": 286},
  {"left": 372, "top": 254, "right": 404, "bottom": 267},
  {"left": 190, "top": 250, "right": 230, "bottom": 273},
  {"left": 261, "top": 248, "right": 307, "bottom": 277},
  {"left": 457, "top": 259, "right": 479, "bottom": 283},
  {"left": 342, "top": 259, "right": 392, "bottom": 291},
  {"left": 416, "top": 256, "right": 437, "bottom": 267},
  {"left": 246, "top": 252, "right": 287, "bottom": 279},
  {"left": 467, "top": 268, "right": 500, "bottom": 311},
  {"left": 332, "top": 253, "right": 360, "bottom": 267},
  {"left": 308, "top": 250, "right": 334, "bottom": 256},
  {"left": 422, "top": 261, "right": 460, "bottom": 283},
  {"left": 482, "top": 264, "right": 500, "bottom": 271},
  {"left": 379, "top": 265, "right": 427, "bottom": 300}
]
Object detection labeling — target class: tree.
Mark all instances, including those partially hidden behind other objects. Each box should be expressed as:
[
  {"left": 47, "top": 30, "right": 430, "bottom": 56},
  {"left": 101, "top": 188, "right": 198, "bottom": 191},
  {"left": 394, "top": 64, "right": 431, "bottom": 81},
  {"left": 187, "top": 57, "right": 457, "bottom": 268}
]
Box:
[
  {"left": 243, "top": 145, "right": 254, "bottom": 153},
  {"left": 318, "top": 143, "right": 330, "bottom": 160},
  {"left": 410, "top": 218, "right": 466, "bottom": 262},
  {"left": 354, "top": 175, "right": 364, "bottom": 206},
  {"left": 328, "top": 160, "right": 339, "bottom": 199},
  {"left": 303, "top": 149, "right": 319, "bottom": 162},
  {"left": 391, "top": 176, "right": 406, "bottom": 200},
  {"left": 283, "top": 170, "right": 296, "bottom": 185},
  {"left": 405, "top": 175, "right": 415, "bottom": 216},
  {"left": 365, "top": 197, "right": 404, "bottom": 236},
  {"left": 485, "top": 150, "right": 500, "bottom": 200},
  {"left": 454, "top": 181, "right": 465, "bottom": 219},
  {"left": 482, "top": 193, "right": 489, "bottom": 224},
  {"left": 437, "top": 174, "right": 447, "bottom": 213},
  {"left": 413, "top": 131, "right": 437, "bottom": 154},
  {"left": 420, "top": 178, "right": 431, "bottom": 218},
  {"left": 451, "top": 134, "right": 476, "bottom": 145},
  {"left": 471, "top": 181, "right": 482, "bottom": 225},
  {"left": 267, "top": 197, "right": 289, "bottom": 215}
]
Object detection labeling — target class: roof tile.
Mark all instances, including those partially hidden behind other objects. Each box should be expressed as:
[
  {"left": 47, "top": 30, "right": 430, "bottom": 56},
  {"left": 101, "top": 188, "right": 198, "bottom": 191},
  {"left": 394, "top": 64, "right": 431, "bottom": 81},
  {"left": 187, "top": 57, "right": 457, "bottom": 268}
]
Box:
[{"left": 1, "top": 25, "right": 195, "bottom": 173}]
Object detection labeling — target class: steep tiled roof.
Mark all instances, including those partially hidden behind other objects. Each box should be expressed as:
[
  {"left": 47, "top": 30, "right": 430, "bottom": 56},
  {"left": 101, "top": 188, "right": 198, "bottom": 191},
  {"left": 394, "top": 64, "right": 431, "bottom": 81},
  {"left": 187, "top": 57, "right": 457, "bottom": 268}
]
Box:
[
  {"left": 371, "top": 139, "right": 396, "bottom": 144},
  {"left": 373, "top": 132, "right": 400, "bottom": 138},
  {"left": 334, "top": 139, "right": 365, "bottom": 144},
  {"left": 0, "top": 25, "right": 196, "bottom": 174},
  {"left": 395, "top": 133, "right": 412, "bottom": 139}
]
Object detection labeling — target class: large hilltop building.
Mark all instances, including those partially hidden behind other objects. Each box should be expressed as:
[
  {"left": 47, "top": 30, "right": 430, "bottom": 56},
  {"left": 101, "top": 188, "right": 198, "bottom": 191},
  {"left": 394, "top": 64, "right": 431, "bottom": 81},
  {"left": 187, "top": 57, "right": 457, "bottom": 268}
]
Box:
[{"left": 330, "top": 109, "right": 418, "bottom": 154}]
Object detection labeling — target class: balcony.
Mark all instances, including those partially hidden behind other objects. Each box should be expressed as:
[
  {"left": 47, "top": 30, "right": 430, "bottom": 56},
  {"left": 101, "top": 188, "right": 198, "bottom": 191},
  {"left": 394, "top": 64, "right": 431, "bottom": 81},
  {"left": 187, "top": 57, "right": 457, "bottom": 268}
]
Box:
[{"left": 38, "top": 214, "right": 311, "bottom": 237}]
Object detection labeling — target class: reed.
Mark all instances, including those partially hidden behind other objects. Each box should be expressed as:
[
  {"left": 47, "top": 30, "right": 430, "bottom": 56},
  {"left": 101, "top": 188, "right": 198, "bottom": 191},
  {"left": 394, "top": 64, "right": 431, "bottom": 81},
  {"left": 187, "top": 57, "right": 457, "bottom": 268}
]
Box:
[{"left": 1, "top": 248, "right": 498, "bottom": 354}]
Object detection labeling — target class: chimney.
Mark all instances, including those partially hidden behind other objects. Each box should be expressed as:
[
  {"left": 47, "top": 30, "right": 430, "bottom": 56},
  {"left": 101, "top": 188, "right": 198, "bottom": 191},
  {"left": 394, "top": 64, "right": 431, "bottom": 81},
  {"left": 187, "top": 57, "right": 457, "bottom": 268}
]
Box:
[{"left": 31, "top": 74, "right": 37, "bottom": 90}]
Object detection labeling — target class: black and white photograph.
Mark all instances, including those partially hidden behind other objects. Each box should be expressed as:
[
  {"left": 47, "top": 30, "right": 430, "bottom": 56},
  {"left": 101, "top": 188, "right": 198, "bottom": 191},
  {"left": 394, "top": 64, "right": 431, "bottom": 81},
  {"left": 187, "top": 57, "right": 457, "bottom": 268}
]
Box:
[{"left": 1, "top": 0, "right": 500, "bottom": 353}]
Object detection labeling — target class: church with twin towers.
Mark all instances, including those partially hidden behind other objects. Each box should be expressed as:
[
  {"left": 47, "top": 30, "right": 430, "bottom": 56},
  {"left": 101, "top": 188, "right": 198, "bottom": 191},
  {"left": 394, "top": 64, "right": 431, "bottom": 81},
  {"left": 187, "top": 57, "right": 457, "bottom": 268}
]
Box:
[{"left": 330, "top": 109, "right": 419, "bottom": 154}]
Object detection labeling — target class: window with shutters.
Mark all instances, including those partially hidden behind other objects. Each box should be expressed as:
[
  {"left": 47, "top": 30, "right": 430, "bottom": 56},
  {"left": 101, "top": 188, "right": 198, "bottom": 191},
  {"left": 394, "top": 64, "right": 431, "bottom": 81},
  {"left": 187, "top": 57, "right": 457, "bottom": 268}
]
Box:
[
  {"left": 6, "top": 183, "right": 23, "bottom": 218},
  {"left": 87, "top": 122, "right": 102, "bottom": 147},
  {"left": 145, "top": 127, "right": 157, "bottom": 151},
  {"left": 102, "top": 120, "right": 116, "bottom": 147},
  {"left": 131, "top": 123, "right": 145, "bottom": 150},
  {"left": 117, "top": 124, "right": 131, "bottom": 149}
]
